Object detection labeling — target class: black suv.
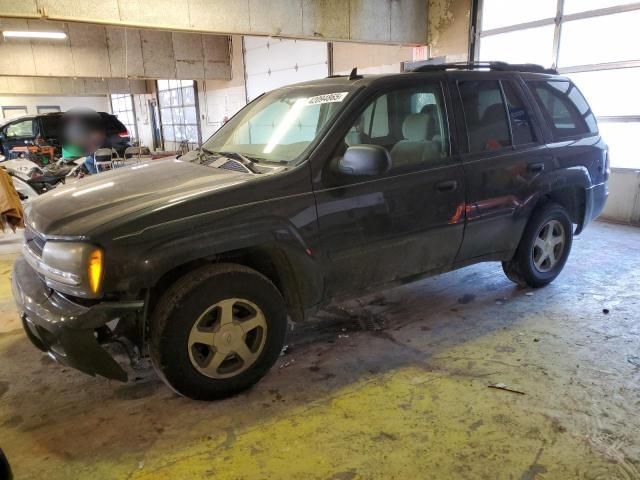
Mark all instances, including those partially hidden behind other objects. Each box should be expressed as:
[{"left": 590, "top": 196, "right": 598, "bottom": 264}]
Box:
[
  {"left": 0, "top": 111, "right": 131, "bottom": 157},
  {"left": 12, "top": 63, "right": 608, "bottom": 400}
]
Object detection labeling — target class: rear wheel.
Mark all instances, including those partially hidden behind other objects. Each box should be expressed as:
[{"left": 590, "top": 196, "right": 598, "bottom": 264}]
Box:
[
  {"left": 502, "top": 202, "right": 573, "bottom": 288},
  {"left": 150, "top": 263, "right": 287, "bottom": 400}
]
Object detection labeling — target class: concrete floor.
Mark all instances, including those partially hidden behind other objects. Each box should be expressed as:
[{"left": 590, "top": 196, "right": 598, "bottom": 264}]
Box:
[{"left": 0, "top": 221, "right": 639, "bottom": 479}]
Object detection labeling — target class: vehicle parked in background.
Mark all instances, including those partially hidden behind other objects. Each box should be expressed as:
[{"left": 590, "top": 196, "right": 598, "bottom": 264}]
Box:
[
  {"left": 0, "top": 112, "right": 131, "bottom": 158},
  {"left": 12, "top": 62, "right": 608, "bottom": 400}
]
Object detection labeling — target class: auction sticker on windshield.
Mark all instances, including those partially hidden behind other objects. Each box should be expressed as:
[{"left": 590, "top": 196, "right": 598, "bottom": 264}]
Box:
[{"left": 306, "top": 92, "right": 349, "bottom": 105}]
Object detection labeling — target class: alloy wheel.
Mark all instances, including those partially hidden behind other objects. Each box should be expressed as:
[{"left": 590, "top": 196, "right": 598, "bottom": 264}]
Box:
[{"left": 187, "top": 298, "right": 267, "bottom": 379}]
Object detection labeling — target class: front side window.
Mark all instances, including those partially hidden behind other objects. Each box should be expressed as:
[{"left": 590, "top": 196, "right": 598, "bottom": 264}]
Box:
[
  {"left": 204, "top": 87, "right": 353, "bottom": 164},
  {"left": 342, "top": 84, "right": 449, "bottom": 172},
  {"left": 528, "top": 80, "right": 597, "bottom": 139},
  {"left": 6, "top": 119, "right": 34, "bottom": 138},
  {"left": 459, "top": 80, "right": 511, "bottom": 153}
]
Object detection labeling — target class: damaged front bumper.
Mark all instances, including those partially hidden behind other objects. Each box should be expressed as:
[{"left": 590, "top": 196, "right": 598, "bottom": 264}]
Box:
[{"left": 12, "top": 256, "right": 143, "bottom": 382}]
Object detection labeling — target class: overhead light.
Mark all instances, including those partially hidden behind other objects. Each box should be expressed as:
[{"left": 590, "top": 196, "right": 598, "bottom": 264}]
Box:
[{"left": 2, "top": 31, "right": 67, "bottom": 40}]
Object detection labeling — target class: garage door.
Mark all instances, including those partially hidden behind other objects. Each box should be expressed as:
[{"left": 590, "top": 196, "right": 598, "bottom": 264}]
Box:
[{"left": 243, "top": 37, "right": 329, "bottom": 102}]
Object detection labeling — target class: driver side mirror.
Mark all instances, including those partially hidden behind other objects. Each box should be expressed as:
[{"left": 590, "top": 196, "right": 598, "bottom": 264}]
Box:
[{"left": 338, "top": 144, "right": 391, "bottom": 177}]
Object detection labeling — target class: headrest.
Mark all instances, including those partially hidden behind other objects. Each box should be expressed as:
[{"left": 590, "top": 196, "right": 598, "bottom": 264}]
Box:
[{"left": 402, "top": 114, "right": 429, "bottom": 142}]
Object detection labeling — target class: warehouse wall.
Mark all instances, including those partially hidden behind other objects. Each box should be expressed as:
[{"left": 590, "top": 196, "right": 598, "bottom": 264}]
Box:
[
  {"left": 0, "top": 95, "right": 110, "bottom": 121},
  {"left": 427, "top": 0, "right": 471, "bottom": 61},
  {"left": 0, "top": 19, "right": 231, "bottom": 80},
  {"left": 0, "top": 0, "right": 429, "bottom": 45},
  {"left": 600, "top": 169, "right": 640, "bottom": 225},
  {"left": 198, "top": 36, "right": 247, "bottom": 140},
  {"left": 332, "top": 43, "right": 414, "bottom": 74}
]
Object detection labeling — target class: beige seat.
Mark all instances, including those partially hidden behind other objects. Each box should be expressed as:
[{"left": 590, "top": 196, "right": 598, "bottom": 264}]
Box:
[{"left": 390, "top": 113, "right": 439, "bottom": 169}]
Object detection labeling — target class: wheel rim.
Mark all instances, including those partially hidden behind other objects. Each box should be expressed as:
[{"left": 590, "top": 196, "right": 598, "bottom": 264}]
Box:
[
  {"left": 532, "top": 219, "right": 566, "bottom": 273},
  {"left": 187, "top": 298, "right": 267, "bottom": 379}
]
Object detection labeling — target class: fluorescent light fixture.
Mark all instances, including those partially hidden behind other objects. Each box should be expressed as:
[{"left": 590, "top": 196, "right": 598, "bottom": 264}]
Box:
[{"left": 3, "top": 30, "right": 67, "bottom": 40}]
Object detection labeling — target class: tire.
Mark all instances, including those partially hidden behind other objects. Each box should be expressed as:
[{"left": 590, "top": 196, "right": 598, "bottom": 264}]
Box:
[
  {"left": 502, "top": 202, "right": 573, "bottom": 288},
  {"left": 149, "top": 263, "right": 287, "bottom": 400}
]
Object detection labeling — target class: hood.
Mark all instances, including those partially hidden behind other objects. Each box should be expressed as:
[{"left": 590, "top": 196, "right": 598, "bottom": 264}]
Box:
[{"left": 27, "top": 158, "right": 249, "bottom": 236}]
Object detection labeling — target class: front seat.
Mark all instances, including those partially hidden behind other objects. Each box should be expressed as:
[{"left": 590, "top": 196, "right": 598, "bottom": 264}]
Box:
[{"left": 390, "top": 113, "right": 438, "bottom": 169}]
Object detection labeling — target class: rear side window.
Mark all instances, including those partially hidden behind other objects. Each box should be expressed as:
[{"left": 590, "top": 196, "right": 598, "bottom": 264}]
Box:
[
  {"left": 458, "top": 80, "right": 510, "bottom": 153},
  {"left": 528, "top": 80, "right": 597, "bottom": 139}
]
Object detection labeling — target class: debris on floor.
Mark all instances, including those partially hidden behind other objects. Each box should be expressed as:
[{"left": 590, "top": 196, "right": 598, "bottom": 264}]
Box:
[
  {"left": 488, "top": 383, "right": 526, "bottom": 395},
  {"left": 602, "top": 308, "right": 610, "bottom": 314}
]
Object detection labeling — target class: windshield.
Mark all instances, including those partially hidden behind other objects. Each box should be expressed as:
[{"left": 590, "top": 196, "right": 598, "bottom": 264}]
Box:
[{"left": 202, "top": 85, "right": 354, "bottom": 164}]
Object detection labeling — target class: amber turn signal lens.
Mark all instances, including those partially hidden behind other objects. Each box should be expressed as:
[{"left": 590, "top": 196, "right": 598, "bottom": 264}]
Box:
[{"left": 88, "top": 249, "right": 103, "bottom": 294}]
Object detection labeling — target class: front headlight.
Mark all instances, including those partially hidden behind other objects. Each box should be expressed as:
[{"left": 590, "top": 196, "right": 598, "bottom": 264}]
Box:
[{"left": 31, "top": 241, "right": 104, "bottom": 297}]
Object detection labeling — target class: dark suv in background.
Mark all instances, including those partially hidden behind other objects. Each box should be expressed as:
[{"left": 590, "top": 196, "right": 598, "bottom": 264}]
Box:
[
  {"left": 12, "top": 62, "right": 608, "bottom": 400},
  {"left": 0, "top": 111, "right": 131, "bottom": 157}
]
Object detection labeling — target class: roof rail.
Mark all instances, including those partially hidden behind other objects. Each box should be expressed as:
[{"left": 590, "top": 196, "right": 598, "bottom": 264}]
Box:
[{"left": 411, "top": 61, "right": 558, "bottom": 75}]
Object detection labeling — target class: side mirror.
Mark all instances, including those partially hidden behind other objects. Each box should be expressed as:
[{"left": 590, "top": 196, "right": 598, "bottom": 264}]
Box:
[{"left": 338, "top": 144, "right": 391, "bottom": 177}]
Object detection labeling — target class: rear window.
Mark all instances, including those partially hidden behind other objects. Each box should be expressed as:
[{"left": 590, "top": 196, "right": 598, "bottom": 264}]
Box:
[{"left": 528, "top": 80, "right": 597, "bottom": 140}]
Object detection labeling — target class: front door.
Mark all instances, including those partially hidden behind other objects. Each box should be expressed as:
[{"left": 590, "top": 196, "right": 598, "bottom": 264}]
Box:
[
  {"left": 1, "top": 118, "right": 36, "bottom": 156},
  {"left": 313, "top": 79, "right": 466, "bottom": 298}
]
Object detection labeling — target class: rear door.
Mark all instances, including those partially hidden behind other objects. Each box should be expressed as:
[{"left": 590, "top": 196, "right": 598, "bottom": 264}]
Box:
[
  {"left": 451, "top": 73, "right": 553, "bottom": 261},
  {"left": 312, "top": 76, "right": 466, "bottom": 297}
]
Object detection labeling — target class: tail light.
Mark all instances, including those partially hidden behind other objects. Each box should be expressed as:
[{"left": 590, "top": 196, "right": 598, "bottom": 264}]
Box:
[
  {"left": 117, "top": 130, "right": 129, "bottom": 138},
  {"left": 604, "top": 149, "right": 611, "bottom": 180}
]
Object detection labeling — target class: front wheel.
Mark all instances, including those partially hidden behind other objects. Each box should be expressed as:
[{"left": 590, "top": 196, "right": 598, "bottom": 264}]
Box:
[
  {"left": 149, "top": 263, "right": 287, "bottom": 400},
  {"left": 502, "top": 202, "right": 573, "bottom": 288}
]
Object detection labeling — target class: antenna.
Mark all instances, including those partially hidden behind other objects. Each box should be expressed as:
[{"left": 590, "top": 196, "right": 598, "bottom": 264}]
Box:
[{"left": 348, "top": 67, "right": 360, "bottom": 80}]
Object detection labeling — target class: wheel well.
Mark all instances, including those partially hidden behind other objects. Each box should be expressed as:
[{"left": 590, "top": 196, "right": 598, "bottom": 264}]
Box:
[
  {"left": 148, "top": 246, "right": 305, "bottom": 324},
  {"left": 544, "top": 187, "right": 586, "bottom": 227}
]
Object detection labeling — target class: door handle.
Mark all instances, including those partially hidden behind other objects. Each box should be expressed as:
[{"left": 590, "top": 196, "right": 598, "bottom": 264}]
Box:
[
  {"left": 435, "top": 180, "right": 458, "bottom": 192},
  {"left": 528, "top": 162, "right": 545, "bottom": 173}
]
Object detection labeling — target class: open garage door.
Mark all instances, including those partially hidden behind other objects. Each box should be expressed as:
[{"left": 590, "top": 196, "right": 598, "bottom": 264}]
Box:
[{"left": 243, "top": 37, "right": 329, "bottom": 102}]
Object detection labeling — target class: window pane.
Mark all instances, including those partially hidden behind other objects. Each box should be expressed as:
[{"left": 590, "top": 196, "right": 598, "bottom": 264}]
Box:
[
  {"left": 185, "top": 125, "right": 199, "bottom": 142},
  {"left": 481, "top": 0, "right": 557, "bottom": 30},
  {"left": 182, "top": 87, "right": 195, "bottom": 105},
  {"left": 528, "top": 80, "right": 597, "bottom": 139},
  {"left": 157, "top": 80, "right": 169, "bottom": 90},
  {"left": 459, "top": 80, "right": 510, "bottom": 152},
  {"left": 163, "top": 125, "right": 175, "bottom": 141},
  {"left": 479, "top": 25, "right": 555, "bottom": 67},
  {"left": 172, "top": 107, "right": 185, "bottom": 124},
  {"left": 559, "top": 10, "right": 640, "bottom": 67},
  {"left": 564, "top": 0, "right": 640, "bottom": 14},
  {"left": 502, "top": 81, "right": 536, "bottom": 145},
  {"left": 168, "top": 79, "right": 180, "bottom": 89},
  {"left": 181, "top": 80, "right": 194, "bottom": 87},
  {"left": 174, "top": 125, "right": 186, "bottom": 141},
  {"left": 568, "top": 68, "right": 640, "bottom": 117},
  {"left": 170, "top": 89, "right": 181, "bottom": 106},
  {"left": 158, "top": 90, "right": 171, "bottom": 107},
  {"left": 184, "top": 106, "right": 197, "bottom": 124},
  {"left": 160, "top": 108, "right": 173, "bottom": 125},
  {"left": 599, "top": 122, "right": 640, "bottom": 169}
]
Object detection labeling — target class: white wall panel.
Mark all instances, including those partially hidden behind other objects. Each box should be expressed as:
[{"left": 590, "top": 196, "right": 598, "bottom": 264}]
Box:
[
  {"left": 244, "top": 37, "right": 329, "bottom": 101},
  {"left": 0, "top": 95, "right": 110, "bottom": 122}
]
